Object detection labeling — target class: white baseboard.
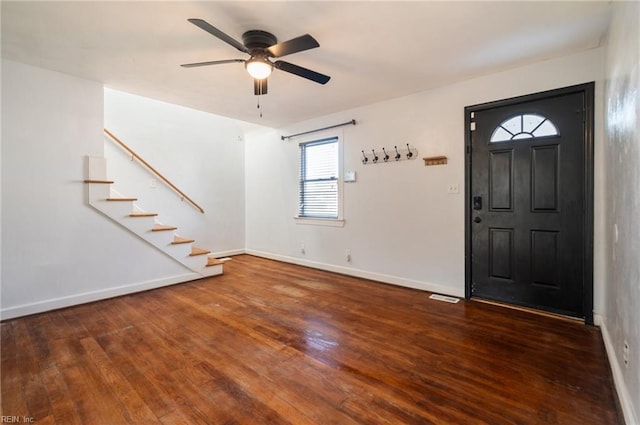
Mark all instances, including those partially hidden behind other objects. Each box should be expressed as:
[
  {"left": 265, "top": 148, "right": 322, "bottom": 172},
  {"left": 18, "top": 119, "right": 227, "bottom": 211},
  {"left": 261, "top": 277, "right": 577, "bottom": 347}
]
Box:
[
  {"left": 245, "top": 249, "right": 464, "bottom": 298},
  {"left": 596, "top": 314, "right": 638, "bottom": 425},
  {"left": 212, "top": 248, "right": 246, "bottom": 258},
  {"left": 0, "top": 273, "right": 200, "bottom": 320}
]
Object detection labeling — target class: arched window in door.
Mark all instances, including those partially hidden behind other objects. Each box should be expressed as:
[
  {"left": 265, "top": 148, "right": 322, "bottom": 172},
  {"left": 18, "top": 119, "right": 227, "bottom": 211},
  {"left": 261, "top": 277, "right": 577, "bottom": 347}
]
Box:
[{"left": 490, "top": 114, "right": 559, "bottom": 142}]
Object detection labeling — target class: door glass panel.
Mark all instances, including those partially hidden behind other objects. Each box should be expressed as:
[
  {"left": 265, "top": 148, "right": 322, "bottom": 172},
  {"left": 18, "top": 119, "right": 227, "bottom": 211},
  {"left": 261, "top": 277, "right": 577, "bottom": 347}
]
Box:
[
  {"left": 491, "top": 127, "right": 512, "bottom": 142},
  {"left": 490, "top": 114, "right": 559, "bottom": 142},
  {"left": 523, "top": 114, "right": 545, "bottom": 132},
  {"left": 532, "top": 120, "right": 559, "bottom": 137},
  {"left": 501, "top": 116, "right": 521, "bottom": 135},
  {"left": 512, "top": 133, "right": 533, "bottom": 139}
]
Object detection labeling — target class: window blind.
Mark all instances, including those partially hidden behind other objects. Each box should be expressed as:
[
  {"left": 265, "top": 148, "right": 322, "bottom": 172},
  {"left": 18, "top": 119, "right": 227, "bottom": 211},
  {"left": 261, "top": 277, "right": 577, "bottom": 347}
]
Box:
[{"left": 299, "top": 138, "right": 339, "bottom": 218}]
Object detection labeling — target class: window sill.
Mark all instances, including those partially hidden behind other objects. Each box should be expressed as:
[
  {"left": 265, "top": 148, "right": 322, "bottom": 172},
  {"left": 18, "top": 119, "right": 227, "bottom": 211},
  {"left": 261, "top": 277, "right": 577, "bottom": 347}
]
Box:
[{"left": 294, "top": 217, "right": 345, "bottom": 227}]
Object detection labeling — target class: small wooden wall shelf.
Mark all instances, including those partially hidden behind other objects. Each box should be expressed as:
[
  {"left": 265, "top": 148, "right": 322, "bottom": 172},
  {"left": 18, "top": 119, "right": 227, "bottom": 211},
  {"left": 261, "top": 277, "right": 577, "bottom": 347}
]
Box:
[{"left": 423, "top": 156, "right": 448, "bottom": 166}]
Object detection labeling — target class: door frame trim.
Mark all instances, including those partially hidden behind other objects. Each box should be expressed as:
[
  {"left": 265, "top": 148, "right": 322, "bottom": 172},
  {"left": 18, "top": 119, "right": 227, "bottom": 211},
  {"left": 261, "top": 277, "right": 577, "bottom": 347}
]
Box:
[{"left": 464, "top": 82, "right": 595, "bottom": 325}]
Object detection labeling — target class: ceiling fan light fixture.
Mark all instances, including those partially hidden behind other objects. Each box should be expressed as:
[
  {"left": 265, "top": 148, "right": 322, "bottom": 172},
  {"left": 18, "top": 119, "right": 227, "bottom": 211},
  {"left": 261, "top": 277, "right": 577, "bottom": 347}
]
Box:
[{"left": 245, "top": 57, "right": 273, "bottom": 79}]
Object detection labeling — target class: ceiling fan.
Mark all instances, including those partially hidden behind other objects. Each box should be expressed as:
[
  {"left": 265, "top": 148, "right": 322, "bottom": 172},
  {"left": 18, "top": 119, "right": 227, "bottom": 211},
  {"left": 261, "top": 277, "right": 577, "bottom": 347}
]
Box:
[{"left": 181, "top": 18, "right": 331, "bottom": 95}]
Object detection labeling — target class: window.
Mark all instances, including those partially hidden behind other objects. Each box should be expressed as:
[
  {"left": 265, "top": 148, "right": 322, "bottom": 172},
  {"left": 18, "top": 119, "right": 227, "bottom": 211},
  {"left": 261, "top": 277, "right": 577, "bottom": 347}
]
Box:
[
  {"left": 490, "top": 114, "right": 559, "bottom": 142},
  {"left": 298, "top": 137, "right": 339, "bottom": 220}
]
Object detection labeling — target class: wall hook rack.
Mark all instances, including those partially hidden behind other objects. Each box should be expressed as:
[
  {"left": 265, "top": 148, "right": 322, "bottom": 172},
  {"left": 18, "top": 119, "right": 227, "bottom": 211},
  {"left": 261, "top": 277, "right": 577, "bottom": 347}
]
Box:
[{"left": 362, "top": 145, "right": 418, "bottom": 165}]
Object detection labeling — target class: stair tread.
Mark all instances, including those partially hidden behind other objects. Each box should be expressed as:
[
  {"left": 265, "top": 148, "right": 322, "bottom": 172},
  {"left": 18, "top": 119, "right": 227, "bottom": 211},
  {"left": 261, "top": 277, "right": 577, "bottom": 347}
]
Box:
[
  {"left": 206, "top": 257, "right": 224, "bottom": 267},
  {"left": 190, "top": 246, "right": 211, "bottom": 256},
  {"left": 172, "top": 236, "right": 195, "bottom": 245},
  {"left": 206, "top": 256, "right": 232, "bottom": 266},
  {"left": 107, "top": 197, "right": 138, "bottom": 201},
  {"left": 151, "top": 224, "right": 177, "bottom": 232},
  {"left": 129, "top": 212, "right": 158, "bottom": 217},
  {"left": 84, "top": 179, "right": 114, "bottom": 184}
]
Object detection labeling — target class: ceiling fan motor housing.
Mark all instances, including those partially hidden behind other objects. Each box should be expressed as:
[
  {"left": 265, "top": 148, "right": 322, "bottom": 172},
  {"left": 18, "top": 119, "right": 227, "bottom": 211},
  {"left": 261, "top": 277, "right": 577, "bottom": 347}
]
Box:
[{"left": 242, "top": 30, "right": 278, "bottom": 52}]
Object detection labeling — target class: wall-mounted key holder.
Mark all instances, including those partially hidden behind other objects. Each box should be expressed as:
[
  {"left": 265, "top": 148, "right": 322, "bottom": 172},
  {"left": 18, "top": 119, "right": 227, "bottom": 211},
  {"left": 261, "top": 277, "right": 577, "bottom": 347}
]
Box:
[{"left": 362, "top": 144, "right": 418, "bottom": 165}]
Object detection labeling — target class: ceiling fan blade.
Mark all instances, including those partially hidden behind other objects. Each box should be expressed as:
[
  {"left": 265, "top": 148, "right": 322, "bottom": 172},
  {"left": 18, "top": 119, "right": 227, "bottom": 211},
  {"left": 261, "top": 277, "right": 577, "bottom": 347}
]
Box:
[
  {"left": 187, "top": 18, "right": 249, "bottom": 54},
  {"left": 180, "top": 59, "right": 244, "bottom": 68},
  {"left": 254, "top": 78, "right": 268, "bottom": 95},
  {"left": 266, "top": 34, "right": 319, "bottom": 58},
  {"left": 274, "top": 61, "right": 331, "bottom": 85}
]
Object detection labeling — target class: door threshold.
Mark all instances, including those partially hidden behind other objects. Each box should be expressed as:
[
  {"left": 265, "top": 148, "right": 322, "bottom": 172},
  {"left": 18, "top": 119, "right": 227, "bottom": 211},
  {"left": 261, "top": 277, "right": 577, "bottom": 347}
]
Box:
[{"left": 471, "top": 297, "right": 584, "bottom": 324}]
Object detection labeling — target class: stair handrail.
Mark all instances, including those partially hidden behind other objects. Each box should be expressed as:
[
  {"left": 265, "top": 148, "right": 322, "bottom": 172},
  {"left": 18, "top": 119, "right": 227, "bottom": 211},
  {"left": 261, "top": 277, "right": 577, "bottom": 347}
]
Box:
[{"left": 103, "top": 128, "right": 205, "bottom": 214}]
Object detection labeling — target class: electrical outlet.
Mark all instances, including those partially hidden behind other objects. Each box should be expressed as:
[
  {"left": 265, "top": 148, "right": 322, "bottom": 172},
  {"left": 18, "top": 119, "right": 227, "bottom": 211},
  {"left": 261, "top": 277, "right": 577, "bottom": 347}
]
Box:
[
  {"left": 447, "top": 183, "right": 460, "bottom": 194},
  {"left": 623, "top": 340, "right": 630, "bottom": 368},
  {"left": 345, "top": 249, "right": 351, "bottom": 262}
]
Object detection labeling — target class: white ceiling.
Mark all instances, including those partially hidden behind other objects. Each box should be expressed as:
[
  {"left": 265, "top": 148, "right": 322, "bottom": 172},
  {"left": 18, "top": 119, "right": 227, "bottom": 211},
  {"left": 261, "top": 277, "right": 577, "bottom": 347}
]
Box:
[{"left": 1, "top": 1, "right": 611, "bottom": 128}]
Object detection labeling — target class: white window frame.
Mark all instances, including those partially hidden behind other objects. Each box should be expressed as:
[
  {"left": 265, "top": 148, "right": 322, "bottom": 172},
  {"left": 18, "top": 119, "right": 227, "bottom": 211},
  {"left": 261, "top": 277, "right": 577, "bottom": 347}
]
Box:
[{"left": 294, "top": 131, "right": 344, "bottom": 227}]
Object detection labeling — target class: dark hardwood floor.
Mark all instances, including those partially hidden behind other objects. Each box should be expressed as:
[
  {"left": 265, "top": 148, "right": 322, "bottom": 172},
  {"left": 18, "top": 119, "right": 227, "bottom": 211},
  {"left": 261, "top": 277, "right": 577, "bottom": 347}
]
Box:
[{"left": 2, "top": 255, "right": 620, "bottom": 424}]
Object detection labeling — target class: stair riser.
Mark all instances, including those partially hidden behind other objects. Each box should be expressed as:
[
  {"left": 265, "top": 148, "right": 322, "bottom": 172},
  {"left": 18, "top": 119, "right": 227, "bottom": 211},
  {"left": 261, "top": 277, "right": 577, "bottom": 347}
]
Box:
[
  {"left": 145, "top": 230, "right": 175, "bottom": 247},
  {"left": 181, "top": 254, "right": 212, "bottom": 271},
  {"left": 164, "top": 243, "right": 192, "bottom": 259},
  {"left": 201, "top": 264, "right": 224, "bottom": 277},
  {"left": 98, "top": 201, "right": 135, "bottom": 218},
  {"left": 123, "top": 216, "right": 157, "bottom": 234},
  {"left": 87, "top": 184, "right": 111, "bottom": 203}
]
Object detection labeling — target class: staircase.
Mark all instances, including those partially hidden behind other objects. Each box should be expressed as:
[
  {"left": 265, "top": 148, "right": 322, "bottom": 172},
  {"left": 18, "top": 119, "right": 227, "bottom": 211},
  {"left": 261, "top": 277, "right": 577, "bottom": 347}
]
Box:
[{"left": 84, "top": 156, "right": 225, "bottom": 278}]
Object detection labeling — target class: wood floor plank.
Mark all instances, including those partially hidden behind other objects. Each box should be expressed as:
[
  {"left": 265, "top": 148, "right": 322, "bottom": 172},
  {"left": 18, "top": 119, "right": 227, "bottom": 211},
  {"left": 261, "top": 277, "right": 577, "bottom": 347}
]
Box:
[
  {"left": 59, "top": 361, "right": 131, "bottom": 424},
  {"left": 95, "top": 329, "right": 181, "bottom": 416},
  {"left": 5, "top": 319, "right": 52, "bottom": 420},
  {"left": 40, "top": 366, "right": 82, "bottom": 425},
  {"left": 79, "top": 337, "right": 159, "bottom": 423},
  {"left": 158, "top": 409, "right": 208, "bottom": 425},
  {"left": 1, "top": 255, "right": 621, "bottom": 424},
  {"left": 0, "top": 321, "right": 29, "bottom": 418}
]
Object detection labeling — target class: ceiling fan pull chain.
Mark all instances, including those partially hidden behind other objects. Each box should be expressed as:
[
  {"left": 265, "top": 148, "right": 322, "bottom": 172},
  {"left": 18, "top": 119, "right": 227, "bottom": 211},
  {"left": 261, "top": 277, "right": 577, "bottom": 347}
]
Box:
[{"left": 257, "top": 96, "right": 263, "bottom": 118}]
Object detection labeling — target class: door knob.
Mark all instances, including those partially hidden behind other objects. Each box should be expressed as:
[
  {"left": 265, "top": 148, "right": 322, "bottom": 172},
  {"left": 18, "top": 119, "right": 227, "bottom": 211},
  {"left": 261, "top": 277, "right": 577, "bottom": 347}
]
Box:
[{"left": 473, "top": 216, "right": 482, "bottom": 223}]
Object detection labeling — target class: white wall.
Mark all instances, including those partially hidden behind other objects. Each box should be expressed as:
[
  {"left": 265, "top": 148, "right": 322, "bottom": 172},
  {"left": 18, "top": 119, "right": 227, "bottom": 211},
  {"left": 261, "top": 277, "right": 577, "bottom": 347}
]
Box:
[
  {"left": 104, "top": 89, "right": 260, "bottom": 256},
  {"left": 1, "top": 60, "right": 193, "bottom": 319},
  {"left": 246, "top": 48, "right": 605, "bottom": 300},
  {"left": 601, "top": 2, "right": 640, "bottom": 423}
]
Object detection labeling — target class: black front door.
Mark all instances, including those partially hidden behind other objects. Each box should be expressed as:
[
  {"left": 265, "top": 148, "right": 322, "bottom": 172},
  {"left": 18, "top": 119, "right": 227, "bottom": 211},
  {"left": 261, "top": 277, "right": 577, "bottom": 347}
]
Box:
[{"left": 465, "top": 84, "right": 594, "bottom": 322}]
